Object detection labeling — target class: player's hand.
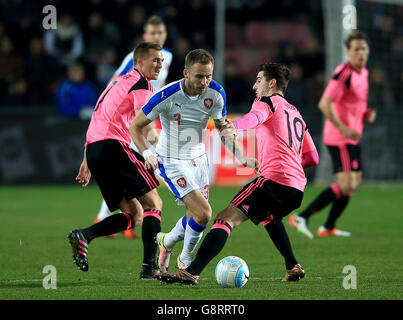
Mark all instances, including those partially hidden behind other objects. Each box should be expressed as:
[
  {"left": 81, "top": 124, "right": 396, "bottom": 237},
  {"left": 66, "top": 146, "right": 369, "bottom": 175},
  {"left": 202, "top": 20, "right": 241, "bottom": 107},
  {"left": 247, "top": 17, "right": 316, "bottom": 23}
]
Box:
[
  {"left": 364, "top": 108, "right": 376, "bottom": 123},
  {"left": 221, "top": 118, "right": 235, "bottom": 131},
  {"left": 76, "top": 161, "right": 91, "bottom": 187},
  {"left": 240, "top": 157, "right": 260, "bottom": 174},
  {"left": 145, "top": 155, "right": 161, "bottom": 171},
  {"left": 340, "top": 126, "right": 361, "bottom": 140}
]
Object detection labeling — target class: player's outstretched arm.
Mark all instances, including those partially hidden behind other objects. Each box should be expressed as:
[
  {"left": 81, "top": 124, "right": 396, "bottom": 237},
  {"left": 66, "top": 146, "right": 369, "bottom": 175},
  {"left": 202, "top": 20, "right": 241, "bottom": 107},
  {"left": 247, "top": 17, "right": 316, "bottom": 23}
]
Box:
[
  {"left": 76, "top": 146, "right": 91, "bottom": 187},
  {"left": 130, "top": 110, "right": 160, "bottom": 170},
  {"left": 215, "top": 118, "right": 260, "bottom": 173}
]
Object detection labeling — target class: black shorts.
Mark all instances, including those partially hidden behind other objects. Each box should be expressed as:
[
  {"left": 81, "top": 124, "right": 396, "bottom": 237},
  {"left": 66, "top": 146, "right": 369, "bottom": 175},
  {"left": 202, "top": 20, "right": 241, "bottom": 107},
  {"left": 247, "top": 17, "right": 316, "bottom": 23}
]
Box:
[
  {"left": 327, "top": 144, "right": 362, "bottom": 173},
  {"left": 86, "top": 139, "right": 159, "bottom": 211},
  {"left": 231, "top": 176, "right": 303, "bottom": 225}
]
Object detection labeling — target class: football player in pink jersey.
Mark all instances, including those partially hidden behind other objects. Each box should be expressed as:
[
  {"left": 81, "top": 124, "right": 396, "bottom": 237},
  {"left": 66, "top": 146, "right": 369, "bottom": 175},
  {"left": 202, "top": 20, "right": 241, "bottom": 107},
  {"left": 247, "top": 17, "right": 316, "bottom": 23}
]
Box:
[
  {"left": 68, "top": 42, "right": 164, "bottom": 277},
  {"left": 94, "top": 15, "right": 172, "bottom": 240},
  {"left": 289, "top": 31, "right": 376, "bottom": 239},
  {"left": 158, "top": 63, "right": 319, "bottom": 285}
]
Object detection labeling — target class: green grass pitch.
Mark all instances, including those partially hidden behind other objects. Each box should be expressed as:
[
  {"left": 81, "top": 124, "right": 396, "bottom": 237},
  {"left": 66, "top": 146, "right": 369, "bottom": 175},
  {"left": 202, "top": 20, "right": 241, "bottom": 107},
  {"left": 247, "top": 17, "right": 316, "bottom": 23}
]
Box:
[{"left": 0, "top": 183, "right": 402, "bottom": 300}]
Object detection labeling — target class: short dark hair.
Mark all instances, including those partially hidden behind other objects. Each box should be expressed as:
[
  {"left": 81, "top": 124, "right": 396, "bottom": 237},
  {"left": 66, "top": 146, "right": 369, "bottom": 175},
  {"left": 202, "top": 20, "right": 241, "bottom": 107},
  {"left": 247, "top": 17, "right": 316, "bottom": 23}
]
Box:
[
  {"left": 344, "top": 30, "right": 369, "bottom": 49},
  {"left": 143, "top": 15, "right": 165, "bottom": 31},
  {"left": 133, "top": 41, "right": 162, "bottom": 65},
  {"left": 185, "top": 49, "right": 214, "bottom": 70},
  {"left": 258, "top": 62, "right": 291, "bottom": 92}
]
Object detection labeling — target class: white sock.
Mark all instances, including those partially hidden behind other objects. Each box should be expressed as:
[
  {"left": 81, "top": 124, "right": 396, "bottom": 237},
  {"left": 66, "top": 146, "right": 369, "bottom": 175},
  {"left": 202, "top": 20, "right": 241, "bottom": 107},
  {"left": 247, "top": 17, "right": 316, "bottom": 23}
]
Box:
[
  {"left": 180, "top": 217, "right": 206, "bottom": 263},
  {"left": 164, "top": 215, "right": 187, "bottom": 250},
  {"left": 96, "top": 200, "right": 113, "bottom": 220}
]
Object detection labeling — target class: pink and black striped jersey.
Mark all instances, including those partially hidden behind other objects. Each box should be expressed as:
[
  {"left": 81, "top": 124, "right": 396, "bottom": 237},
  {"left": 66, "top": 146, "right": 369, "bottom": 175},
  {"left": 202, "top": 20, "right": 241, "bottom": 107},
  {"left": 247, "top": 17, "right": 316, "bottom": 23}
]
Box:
[
  {"left": 234, "top": 94, "right": 317, "bottom": 191},
  {"left": 323, "top": 62, "right": 369, "bottom": 146},
  {"left": 86, "top": 69, "right": 153, "bottom": 146}
]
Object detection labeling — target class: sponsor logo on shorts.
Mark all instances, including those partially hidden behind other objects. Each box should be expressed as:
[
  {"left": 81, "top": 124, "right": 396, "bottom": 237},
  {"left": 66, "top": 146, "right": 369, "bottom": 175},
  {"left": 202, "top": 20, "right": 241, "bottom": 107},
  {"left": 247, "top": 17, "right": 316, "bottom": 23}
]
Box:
[
  {"left": 241, "top": 205, "right": 249, "bottom": 212},
  {"left": 177, "top": 177, "right": 187, "bottom": 188}
]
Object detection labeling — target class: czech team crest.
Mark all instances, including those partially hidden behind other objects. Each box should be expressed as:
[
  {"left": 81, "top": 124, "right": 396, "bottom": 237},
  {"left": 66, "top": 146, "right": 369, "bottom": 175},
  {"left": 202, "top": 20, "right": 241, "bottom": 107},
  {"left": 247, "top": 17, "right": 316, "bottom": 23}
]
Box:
[
  {"left": 204, "top": 98, "right": 213, "bottom": 109},
  {"left": 177, "top": 177, "right": 187, "bottom": 188}
]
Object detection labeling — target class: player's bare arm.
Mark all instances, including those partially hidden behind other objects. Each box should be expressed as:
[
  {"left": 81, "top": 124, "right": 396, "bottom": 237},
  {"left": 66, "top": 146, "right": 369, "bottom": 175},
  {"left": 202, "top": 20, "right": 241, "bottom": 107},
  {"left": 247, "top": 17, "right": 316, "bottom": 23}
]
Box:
[
  {"left": 130, "top": 110, "right": 160, "bottom": 170},
  {"left": 318, "top": 95, "right": 361, "bottom": 140},
  {"left": 142, "top": 122, "right": 159, "bottom": 147},
  {"left": 214, "top": 117, "right": 260, "bottom": 173},
  {"left": 76, "top": 146, "right": 91, "bottom": 187}
]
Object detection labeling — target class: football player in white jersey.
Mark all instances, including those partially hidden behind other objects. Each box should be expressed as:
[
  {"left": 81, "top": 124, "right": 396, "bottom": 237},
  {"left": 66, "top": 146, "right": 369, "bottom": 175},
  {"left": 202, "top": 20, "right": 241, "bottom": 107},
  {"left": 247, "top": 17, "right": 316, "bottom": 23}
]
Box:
[
  {"left": 131, "top": 49, "right": 259, "bottom": 272},
  {"left": 94, "top": 15, "right": 172, "bottom": 240}
]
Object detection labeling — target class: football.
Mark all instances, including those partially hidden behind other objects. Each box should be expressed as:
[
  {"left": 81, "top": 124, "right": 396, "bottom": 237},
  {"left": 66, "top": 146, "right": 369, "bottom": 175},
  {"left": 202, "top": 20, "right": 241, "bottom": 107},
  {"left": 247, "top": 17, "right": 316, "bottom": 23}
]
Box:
[{"left": 215, "top": 256, "right": 249, "bottom": 288}]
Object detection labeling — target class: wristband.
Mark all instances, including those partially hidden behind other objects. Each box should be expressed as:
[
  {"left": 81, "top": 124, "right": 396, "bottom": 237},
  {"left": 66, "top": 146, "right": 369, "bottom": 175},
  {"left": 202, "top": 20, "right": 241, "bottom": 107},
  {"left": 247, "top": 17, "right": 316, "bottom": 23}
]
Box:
[{"left": 142, "top": 149, "right": 154, "bottom": 160}]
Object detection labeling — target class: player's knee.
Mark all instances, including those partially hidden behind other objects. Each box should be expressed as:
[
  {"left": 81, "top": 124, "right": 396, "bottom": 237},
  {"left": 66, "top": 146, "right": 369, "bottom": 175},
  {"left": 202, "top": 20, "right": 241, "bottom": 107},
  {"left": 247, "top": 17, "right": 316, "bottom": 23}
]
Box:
[
  {"left": 139, "top": 191, "right": 163, "bottom": 211},
  {"left": 151, "top": 194, "right": 163, "bottom": 211},
  {"left": 132, "top": 212, "right": 143, "bottom": 227},
  {"left": 339, "top": 179, "right": 354, "bottom": 195},
  {"left": 197, "top": 206, "right": 212, "bottom": 226}
]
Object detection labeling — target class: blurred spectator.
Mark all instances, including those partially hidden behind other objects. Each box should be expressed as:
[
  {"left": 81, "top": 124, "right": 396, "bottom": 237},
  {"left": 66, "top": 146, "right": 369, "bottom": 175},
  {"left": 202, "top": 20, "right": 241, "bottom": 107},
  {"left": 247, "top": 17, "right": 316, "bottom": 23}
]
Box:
[
  {"left": 278, "top": 43, "right": 300, "bottom": 65},
  {"left": 224, "top": 59, "right": 254, "bottom": 113},
  {"left": 0, "top": 36, "right": 26, "bottom": 105},
  {"left": 107, "top": 0, "right": 132, "bottom": 26},
  {"left": 177, "top": 0, "right": 214, "bottom": 50},
  {"left": 118, "top": 6, "right": 147, "bottom": 55},
  {"left": 285, "top": 63, "right": 306, "bottom": 107},
  {"left": 96, "top": 48, "right": 118, "bottom": 90},
  {"left": 298, "top": 34, "right": 324, "bottom": 79},
  {"left": 82, "top": 12, "right": 120, "bottom": 80},
  {"left": 369, "top": 65, "right": 394, "bottom": 109},
  {"left": 56, "top": 63, "right": 97, "bottom": 118},
  {"left": 305, "top": 71, "right": 325, "bottom": 107},
  {"left": 389, "top": 36, "right": 403, "bottom": 106},
  {"left": 24, "top": 37, "right": 60, "bottom": 106},
  {"left": 43, "top": 14, "right": 84, "bottom": 66},
  {"left": 166, "top": 37, "right": 191, "bottom": 83}
]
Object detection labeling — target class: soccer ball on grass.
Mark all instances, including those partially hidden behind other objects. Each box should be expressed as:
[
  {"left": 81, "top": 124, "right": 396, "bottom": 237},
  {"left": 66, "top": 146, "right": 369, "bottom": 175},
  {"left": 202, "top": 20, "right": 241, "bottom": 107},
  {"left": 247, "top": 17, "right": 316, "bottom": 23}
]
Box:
[{"left": 215, "top": 256, "right": 249, "bottom": 288}]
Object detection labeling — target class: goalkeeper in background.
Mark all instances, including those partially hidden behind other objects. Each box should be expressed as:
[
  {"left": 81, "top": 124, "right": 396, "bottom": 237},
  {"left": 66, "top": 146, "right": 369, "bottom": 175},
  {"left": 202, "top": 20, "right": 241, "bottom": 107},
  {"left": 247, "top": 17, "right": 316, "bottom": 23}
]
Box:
[{"left": 289, "top": 30, "right": 376, "bottom": 239}]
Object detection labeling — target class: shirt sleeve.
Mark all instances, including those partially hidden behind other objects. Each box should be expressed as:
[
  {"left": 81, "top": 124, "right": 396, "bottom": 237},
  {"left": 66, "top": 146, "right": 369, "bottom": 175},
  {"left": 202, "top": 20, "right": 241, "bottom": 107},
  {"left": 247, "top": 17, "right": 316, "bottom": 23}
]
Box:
[
  {"left": 250, "top": 98, "right": 272, "bottom": 123},
  {"left": 323, "top": 65, "right": 351, "bottom": 102},
  {"left": 142, "top": 91, "right": 166, "bottom": 121},
  {"left": 133, "top": 90, "right": 153, "bottom": 111},
  {"left": 323, "top": 79, "right": 345, "bottom": 102},
  {"left": 211, "top": 86, "right": 227, "bottom": 120}
]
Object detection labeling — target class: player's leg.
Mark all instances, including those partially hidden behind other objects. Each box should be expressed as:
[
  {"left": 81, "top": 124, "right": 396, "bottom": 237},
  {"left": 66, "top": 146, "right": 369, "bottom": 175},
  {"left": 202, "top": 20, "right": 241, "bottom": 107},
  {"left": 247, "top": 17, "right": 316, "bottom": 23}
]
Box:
[
  {"left": 137, "top": 188, "right": 163, "bottom": 278},
  {"left": 289, "top": 145, "right": 344, "bottom": 238},
  {"left": 156, "top": 214, "right": 187, "bottom": 273},
  {"left": 262, "top": 216, "right": 298, "bottom": 270},
  {"left": 69, "top": 140, "right": 159, "bottom": 271},
  {"left": 96, "top": 199, "right": 113, "bottom": 221},
  {"left": 68, "top": 197, "right": 143, "bottom": 272},
  {"left": 256, "top": 180, "right": 305, "bottom": 281},
  {"left": 161, "top": 214, "right": 187, "bottom": 249},
  {"left": 318, "top": 145, "right": 362, "bottom": 236},
  {"left": 94, "top": 199, "right": 116, "bottom": 238},
  {"left": 158, "top": 204, "right": 247, "bottom": 284},
  {"left": 185, "top": 204, "right": 247, "bottom": 276},
  {"left": 178, "top": 189, "right": 212, "bottom": 269},
  {"left": 80, "top": 198, "right": 142, "bottom": 243},
  {"left": 319, "top": 170, "right": 361, "bottom": 236}
]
